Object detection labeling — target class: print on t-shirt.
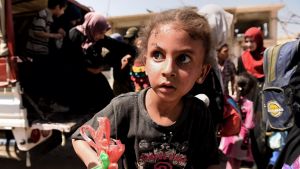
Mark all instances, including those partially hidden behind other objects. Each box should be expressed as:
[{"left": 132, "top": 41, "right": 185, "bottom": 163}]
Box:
[{"left": 137, "top": 132, "right": 189, "bottom": 169}]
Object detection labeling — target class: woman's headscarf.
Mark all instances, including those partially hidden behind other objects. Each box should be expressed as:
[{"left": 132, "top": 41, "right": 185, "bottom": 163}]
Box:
[
  {"left": 76, "top": 12, "right": 111, "bottom": 49},
  {"left": 198, "top": 4, "right": 233, "bottom": 90},
  {"left": 199, "top": 4, "right": 233, "bottom": 53},
  {"left": 244, "top": 27, "right": 264, "bottom": 54},
  {"left": 241, "top": 27, "right": 265, "bottom": 79}
]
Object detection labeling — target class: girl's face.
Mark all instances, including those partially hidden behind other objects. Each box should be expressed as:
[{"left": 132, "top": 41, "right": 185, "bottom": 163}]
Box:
[
  {"left": 244, "top": 37, "right": 257, "bottom": 52},
  {"left": 145, "top": 23, "right": 209, "bottom": 102}
]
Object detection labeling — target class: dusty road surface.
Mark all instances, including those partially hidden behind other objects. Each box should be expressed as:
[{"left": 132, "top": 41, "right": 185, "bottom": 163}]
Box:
[{"left": 0, "top": 138, "right": 86, "bottom": 169}]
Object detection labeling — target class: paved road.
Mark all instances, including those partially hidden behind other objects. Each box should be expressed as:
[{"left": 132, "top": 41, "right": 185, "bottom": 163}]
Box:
[{"left": 0, "top": 138, "right": 86, "bottom": 169}]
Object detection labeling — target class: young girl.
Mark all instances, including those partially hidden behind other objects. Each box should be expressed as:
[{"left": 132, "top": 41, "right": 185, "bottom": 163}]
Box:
[
  {"left": 219, "top": 72, "right": 256, "bottom": 169},
  {"left": 72, "top": 8, "right": 220, "bottom": 169}
]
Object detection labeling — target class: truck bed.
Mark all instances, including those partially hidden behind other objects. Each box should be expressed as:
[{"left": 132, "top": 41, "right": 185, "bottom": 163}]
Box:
[{"left": 0, "top": 84, "right": 92, "bottom": 133}]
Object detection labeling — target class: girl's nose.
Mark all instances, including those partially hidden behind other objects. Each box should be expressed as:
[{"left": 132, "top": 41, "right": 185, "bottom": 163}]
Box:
[
  {"left": 162, "top": 58, "right": 176, "bottom": 77},
  {"left": 244, "top": 42, "right": 251, "bottom": 49}
]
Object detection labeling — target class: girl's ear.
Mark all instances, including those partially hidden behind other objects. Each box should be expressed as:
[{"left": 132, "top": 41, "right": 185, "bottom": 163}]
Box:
[{"left": 196, "top": 64, "right": 211, "bottom": 84}]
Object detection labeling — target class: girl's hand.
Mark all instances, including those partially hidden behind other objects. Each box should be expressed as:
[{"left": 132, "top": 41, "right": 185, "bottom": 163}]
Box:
[{"left": 88, "top": 163, "right": 100, "bottom": 169}]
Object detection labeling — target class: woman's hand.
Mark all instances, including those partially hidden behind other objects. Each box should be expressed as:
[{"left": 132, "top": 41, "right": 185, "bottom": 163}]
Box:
[
  {"left": 58, "top": 28, "right": 66, "bottom": 37},
  {"left": 121, "top": 54, "right": 132, "bottom": 69},
  {"left": 87, "top": 67, "right": 103, "bottom": 74}
]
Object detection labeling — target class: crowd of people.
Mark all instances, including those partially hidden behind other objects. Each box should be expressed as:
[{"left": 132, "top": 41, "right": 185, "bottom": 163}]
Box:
[
  {"left": 20, "top": 0, "right": 299, "bottom": 168},
  {"left": 21, "top": 0, "right": 139, "bottom": 117}
]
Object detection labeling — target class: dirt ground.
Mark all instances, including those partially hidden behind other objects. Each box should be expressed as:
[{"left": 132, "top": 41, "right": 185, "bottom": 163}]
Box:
[{"left": 0, "top": 138, "right": 85, "bottom": 169}]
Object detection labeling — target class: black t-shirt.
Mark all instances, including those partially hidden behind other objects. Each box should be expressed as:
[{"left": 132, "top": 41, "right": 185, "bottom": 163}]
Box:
[{"left": 72, "top": 88, "right": 220, "bottom": 168}]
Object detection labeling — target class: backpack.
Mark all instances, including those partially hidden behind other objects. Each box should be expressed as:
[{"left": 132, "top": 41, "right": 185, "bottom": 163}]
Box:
[{"left": 262, "top": 39, "right": 300, "bottom": 131}]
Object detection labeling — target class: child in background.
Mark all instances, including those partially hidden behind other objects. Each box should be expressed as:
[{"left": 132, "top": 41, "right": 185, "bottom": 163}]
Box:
[
  {"left": 72, "top": 8, "right": 220, "bottom": 169},
  {"left": 130, "top": 38, "right": 150, "bottom": 92},
  {"left": 26, "top": 0, "right": 67, "bottom": 60},
  {"left": 217, "top": 44, "right": 236, "bottom": 96},
  {"left": 130, "top": 56, "right": 150, "bottom": 92},
  {"left": 24, "top": 0, "right": 68, "bottom": 113},
  {"left": 219, "top": 72, "right": 256, "bottom": 169}
]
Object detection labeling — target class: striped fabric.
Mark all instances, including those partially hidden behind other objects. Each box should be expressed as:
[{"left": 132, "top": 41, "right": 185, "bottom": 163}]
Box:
[{"left": 26, "top": 9, "right": 53, "bottom": 56}]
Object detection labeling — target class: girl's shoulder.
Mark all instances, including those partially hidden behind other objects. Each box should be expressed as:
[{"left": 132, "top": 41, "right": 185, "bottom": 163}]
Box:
[
  {"left": 110, "top": 89, "right": 147, "bottom": 109},
  {"left": 112, "top": 91, "right": 139, "bottom": 104}
]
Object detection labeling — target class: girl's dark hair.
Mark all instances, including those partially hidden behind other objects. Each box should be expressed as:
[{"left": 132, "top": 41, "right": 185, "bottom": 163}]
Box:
[
  {"left": 138, "top": 8, "right": 211, "bottom": 64},
  {"left": 236, "top": 72, "right": 257, "bottom": 98},
  {"left": 48, "top": 0, "right": 67, "bottom": 9}
]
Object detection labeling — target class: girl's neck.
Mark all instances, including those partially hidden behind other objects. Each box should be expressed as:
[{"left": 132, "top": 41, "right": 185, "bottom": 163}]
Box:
[{"left": 145, "top": 89, "right": 183, "bottom": 126}]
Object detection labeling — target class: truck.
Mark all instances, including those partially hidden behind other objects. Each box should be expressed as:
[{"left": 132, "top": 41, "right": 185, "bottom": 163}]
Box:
[{"left": 0, "top": 0, "right": 95, "bottom": 166}]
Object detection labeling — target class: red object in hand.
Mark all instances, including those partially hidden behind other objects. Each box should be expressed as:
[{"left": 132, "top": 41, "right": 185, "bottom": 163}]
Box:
[{"left": 80, "top": 117, "right": 125, "bottom": 168}]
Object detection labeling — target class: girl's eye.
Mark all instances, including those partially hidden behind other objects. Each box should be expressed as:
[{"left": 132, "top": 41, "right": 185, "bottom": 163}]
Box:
[
  {"left": 245, "top": 39, "right": 254, "bottom": 43},
  {"left": 176, "top": 54, "right": 191, "bottom": 65},
  {"left": 152, "top": 51, "right": 164, "bottom": 61}
]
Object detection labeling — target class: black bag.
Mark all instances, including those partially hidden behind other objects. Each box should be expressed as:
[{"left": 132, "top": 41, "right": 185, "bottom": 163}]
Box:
[{"left": 189, "top": 69, "right": 224, "bottom": 127}]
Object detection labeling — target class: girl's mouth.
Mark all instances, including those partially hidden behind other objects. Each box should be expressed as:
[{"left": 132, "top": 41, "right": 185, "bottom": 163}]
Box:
[{"left": 158, "top": 83, "right": 176, "bottom": 93}]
